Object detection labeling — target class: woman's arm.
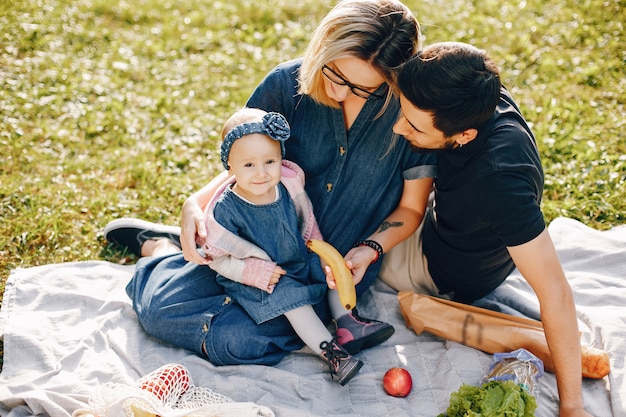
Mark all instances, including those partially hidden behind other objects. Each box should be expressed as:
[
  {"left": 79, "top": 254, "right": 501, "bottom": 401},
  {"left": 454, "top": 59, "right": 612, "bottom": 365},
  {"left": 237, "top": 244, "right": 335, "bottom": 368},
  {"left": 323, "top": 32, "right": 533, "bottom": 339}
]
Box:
[
  {"left": 180, "top": 170, "right": 231, "bottom": 264},
  {"left": 340, "top": 177, "right": 433, "bottom": 286}
]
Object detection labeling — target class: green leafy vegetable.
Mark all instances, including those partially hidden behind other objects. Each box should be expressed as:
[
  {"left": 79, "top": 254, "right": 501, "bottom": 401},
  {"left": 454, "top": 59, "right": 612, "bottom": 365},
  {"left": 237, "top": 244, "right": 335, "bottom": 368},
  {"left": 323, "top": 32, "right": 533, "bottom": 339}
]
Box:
[{"left": 438, "top": 380, "right": 537, "bottom": 417}]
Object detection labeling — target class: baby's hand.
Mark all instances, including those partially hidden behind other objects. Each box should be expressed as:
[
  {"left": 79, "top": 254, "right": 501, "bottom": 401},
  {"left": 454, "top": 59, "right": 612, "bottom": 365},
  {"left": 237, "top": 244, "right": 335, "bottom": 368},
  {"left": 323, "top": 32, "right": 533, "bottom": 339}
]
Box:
[{"left": 270, "top": 265, "right": 287, "bottom": 286}]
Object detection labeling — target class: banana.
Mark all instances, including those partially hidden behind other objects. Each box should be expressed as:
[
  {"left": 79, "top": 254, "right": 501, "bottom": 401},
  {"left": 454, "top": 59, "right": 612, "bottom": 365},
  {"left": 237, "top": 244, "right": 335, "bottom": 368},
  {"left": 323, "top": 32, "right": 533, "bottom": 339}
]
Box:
[{"left": 307, "top": 239, "right": 356, "bottom": 310}]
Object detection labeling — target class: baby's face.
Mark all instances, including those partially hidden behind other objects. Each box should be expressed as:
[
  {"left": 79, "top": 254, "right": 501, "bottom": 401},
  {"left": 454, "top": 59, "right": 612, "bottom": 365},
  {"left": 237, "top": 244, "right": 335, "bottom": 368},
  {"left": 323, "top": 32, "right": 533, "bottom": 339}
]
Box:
[{"left": 227, "top": 133, "right": 283, "bottom": 204}]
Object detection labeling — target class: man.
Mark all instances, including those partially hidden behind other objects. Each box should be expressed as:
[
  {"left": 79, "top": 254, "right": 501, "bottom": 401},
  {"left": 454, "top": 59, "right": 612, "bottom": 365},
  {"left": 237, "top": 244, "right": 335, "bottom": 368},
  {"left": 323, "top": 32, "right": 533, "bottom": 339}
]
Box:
[{"left": 382, "top": 41, "right": 593, "bottom": 417}]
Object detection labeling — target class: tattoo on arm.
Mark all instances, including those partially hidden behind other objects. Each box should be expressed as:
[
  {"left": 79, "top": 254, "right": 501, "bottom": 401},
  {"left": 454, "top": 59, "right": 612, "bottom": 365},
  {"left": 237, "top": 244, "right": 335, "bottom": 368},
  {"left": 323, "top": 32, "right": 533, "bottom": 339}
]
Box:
[{"left": 378, "top": 221, "right": 403, "bottom": 233}]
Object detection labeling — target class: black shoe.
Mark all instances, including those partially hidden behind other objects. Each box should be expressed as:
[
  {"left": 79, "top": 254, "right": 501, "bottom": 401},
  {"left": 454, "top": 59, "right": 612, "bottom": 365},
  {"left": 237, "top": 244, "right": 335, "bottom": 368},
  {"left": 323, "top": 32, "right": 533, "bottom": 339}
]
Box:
[
  {"left": 334, "top": 308, "right": 395, "bottom": 354},
  {"left": 319, "top": 338, "right": 363, "bottom": 386},
  {"left": 104, "top": 218, "right": 181, "bottom": 257}
]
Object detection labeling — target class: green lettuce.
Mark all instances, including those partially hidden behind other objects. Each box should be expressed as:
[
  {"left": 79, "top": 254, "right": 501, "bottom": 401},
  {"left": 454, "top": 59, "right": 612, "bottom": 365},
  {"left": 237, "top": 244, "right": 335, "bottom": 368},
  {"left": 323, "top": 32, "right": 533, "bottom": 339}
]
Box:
[{"left": 438, "top": 380, "right": 537, "bottom": 417}]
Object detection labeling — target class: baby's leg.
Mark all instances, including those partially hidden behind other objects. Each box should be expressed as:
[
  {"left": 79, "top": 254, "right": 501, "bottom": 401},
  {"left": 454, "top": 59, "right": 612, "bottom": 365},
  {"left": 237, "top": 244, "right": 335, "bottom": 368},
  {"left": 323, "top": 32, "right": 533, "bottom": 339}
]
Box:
[
  {"left": 284, "top": 305, "right": 331, "bottom": 354},
  {"left": 285, "top": 305, "right": 362, "bottom": 385}
]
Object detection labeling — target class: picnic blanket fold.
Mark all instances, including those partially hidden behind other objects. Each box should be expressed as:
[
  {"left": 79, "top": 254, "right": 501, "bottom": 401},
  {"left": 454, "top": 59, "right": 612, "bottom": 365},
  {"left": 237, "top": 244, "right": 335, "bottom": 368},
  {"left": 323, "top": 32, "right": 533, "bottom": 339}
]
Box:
[{"left": 1, "top": 217, "right": 624, "bottom": 417}]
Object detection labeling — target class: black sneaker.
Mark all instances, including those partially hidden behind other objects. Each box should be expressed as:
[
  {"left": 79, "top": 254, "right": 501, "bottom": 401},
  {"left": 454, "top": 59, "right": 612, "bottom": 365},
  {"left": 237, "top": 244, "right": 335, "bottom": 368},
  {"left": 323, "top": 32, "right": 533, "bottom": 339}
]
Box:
[
  {"left": 319, "top": 338, "right": 363, "bottom": 386},
  {"left": 334, "top": 308, "right": 395, "bottom": 354},
  {"left": 104, "top": 218, "right": 181, "bottom": 257}
]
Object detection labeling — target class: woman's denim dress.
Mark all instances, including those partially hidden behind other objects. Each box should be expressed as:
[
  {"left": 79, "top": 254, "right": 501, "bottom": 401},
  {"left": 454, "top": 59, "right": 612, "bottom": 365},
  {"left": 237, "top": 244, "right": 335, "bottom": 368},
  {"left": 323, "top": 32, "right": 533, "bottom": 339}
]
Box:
[{"left": 126, "top": 59, "right": 437, "bottom": 366}]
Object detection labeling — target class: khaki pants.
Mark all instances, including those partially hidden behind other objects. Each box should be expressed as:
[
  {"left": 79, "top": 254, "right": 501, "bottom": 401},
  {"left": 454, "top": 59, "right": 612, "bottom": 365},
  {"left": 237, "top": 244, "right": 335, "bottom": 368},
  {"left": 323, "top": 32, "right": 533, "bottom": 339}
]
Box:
[{"left": 379, "top": 209, "right": 451, "bottom": 299}]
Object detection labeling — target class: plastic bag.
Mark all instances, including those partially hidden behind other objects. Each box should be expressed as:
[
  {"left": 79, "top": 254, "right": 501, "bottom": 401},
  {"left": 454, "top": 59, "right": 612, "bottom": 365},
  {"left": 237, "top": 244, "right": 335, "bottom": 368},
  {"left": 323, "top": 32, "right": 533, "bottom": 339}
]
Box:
[{"left": 484, "top": 348, "right": 544, "bottom": 396}]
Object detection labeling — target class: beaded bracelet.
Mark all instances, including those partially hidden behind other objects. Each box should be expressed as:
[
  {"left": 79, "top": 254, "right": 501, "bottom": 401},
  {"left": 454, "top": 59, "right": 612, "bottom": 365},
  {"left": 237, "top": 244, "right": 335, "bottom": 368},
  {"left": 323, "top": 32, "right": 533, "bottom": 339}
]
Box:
[{"left": 354, "top": 239, "right": 384, "bottom": 264}]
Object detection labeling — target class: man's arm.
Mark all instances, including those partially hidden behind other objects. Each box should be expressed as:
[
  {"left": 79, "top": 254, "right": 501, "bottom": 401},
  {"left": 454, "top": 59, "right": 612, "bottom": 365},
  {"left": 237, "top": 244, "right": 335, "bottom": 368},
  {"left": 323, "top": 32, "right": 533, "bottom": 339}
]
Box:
[{"left": 507, "top": 229, "right": 592, "bottom": 417}]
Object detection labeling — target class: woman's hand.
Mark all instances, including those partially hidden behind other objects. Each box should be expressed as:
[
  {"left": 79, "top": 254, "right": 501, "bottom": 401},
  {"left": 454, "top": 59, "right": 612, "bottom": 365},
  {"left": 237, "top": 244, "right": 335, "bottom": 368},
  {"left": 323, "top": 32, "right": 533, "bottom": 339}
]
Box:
[
  {"left": 180, "top": 197, "right": 210, "bottom": 264},
  {"left": 322, "top": 246, "right": 372, "bottom": 290},
  {"left": 324, "top": 258, "right": 359, "bottom": 289},
  {"left": 180, "top": 171, "right": 232, "bottom": 264},
  {"left": 344, "top": 245, "right": 377, "bottom": 281}
]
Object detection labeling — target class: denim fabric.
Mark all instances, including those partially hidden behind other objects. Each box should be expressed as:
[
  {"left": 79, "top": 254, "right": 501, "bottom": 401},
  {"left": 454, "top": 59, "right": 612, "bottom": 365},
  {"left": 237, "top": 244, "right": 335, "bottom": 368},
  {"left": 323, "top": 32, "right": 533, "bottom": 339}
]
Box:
[
  {"left": 213, "top": 185, "right": 326, "bottom": 324},
  {"left": 472, "top": 284, "right": 542, "bottom": 321},
  {"left": 128, "top": 59, "right": 437, "bottom": 366},
  {"left": 247, "top": 59, "right": 437, "bottom": 291},
  {"left": 203, "top": 298, "right": 304, "bottom": 366},
  {"left": 126, "top": 253, "right": 306, "bottom": 365}
]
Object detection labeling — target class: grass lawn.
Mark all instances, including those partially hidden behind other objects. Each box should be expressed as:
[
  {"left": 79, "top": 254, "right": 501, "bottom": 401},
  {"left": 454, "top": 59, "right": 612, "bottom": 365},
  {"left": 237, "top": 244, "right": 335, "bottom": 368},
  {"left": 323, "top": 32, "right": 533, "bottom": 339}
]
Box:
[{"left": 1, "top": 0, "right": 624, "bottom": 368}]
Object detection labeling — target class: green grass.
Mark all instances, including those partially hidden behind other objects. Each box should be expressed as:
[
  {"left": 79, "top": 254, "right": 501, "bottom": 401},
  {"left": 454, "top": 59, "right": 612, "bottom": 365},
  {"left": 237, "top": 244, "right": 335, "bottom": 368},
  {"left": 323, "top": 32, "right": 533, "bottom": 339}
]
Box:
[{"left": 1, "top": 0, "right": 624, "bottom": 368}]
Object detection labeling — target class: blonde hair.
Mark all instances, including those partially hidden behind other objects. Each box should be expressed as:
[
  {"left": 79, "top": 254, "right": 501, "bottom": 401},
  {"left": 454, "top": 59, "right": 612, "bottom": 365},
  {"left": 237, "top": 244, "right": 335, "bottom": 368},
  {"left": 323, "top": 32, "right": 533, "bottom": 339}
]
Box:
[
  {"left": 298, "top": 0, "right": 420, "bottom": 110},
  {"left": 220, "top": 108, "right": 267, "bottom": 139}
]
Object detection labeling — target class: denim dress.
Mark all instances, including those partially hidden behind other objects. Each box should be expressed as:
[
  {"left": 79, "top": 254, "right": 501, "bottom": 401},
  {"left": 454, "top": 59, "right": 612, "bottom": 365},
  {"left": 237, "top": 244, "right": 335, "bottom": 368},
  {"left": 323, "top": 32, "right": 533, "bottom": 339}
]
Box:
[
  {"left": 126, "top": 59, "right": 437, "bottom": 366},
  {"left": 213, "top": 184, "right": 326, "bottom": 324}
]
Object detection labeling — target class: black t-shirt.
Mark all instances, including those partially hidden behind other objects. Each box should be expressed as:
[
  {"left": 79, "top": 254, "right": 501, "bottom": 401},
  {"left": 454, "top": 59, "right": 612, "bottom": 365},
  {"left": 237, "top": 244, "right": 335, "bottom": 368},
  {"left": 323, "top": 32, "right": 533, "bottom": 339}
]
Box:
[{"left": 423, "top": 88, "right": 546, "bottom": 302}]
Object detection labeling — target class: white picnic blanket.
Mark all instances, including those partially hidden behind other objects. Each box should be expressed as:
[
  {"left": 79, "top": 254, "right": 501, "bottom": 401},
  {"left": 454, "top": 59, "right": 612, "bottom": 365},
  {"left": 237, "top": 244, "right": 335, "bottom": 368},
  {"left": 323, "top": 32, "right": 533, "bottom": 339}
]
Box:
[{"left": 1, "top": 217, "right": 624, "bottom": 417}]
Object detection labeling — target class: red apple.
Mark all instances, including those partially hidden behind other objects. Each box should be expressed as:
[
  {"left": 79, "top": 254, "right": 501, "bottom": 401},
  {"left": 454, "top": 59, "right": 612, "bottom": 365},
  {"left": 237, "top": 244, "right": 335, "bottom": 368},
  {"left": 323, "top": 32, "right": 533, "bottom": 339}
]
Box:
[
  {"left": 383, "top": 367, "right": 413, "bottom": 397},
  {"left": 138, "top": 364, "right": 190, "bottom": 402}
]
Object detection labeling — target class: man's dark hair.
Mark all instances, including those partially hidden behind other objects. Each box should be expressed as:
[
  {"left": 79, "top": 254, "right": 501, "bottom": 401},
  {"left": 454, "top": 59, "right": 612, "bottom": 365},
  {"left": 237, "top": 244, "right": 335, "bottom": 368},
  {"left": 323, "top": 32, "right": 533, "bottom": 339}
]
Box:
[{"left": 398, "top": 42, "right": 501, "bottom": 137}]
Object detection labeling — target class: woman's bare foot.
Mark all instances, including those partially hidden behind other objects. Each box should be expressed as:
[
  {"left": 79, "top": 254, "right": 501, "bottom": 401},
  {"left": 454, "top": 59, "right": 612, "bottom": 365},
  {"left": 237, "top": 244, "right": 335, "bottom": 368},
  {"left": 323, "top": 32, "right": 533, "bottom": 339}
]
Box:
[{"left": 141, "top": 238, "right": 182, "bottom": 257}]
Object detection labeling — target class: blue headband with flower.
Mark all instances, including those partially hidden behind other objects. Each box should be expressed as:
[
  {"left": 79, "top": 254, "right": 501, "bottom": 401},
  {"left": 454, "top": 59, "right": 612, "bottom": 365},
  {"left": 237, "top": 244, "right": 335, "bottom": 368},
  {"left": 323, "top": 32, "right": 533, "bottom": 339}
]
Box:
[{"left": 220, "top": 112, "right": 290, "bottom": 170}]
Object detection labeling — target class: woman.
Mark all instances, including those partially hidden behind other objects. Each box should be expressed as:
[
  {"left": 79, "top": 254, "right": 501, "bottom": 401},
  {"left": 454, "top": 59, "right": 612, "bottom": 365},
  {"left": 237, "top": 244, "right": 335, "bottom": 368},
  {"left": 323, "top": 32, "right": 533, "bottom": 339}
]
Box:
[{"left": 106, "top": 0, "right": 436, "bottom": 369}]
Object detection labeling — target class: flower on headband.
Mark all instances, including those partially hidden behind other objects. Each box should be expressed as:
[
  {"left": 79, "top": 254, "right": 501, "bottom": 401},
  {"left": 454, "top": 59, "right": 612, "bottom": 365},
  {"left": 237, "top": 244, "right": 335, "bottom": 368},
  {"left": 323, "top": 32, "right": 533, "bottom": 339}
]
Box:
[
  {"left": 262, "top": 112, "right": 290, "bottom": 142},
  {"left": 220, "top": 112, "right": 291, "bottom": 170}
]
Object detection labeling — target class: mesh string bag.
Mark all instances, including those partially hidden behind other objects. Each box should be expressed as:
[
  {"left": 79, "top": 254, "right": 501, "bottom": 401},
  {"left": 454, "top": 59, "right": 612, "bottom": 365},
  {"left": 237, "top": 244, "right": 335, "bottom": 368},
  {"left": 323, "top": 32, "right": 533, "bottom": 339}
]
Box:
[{"left": 72, "top": 363, "right": 274, "bottom": 417}]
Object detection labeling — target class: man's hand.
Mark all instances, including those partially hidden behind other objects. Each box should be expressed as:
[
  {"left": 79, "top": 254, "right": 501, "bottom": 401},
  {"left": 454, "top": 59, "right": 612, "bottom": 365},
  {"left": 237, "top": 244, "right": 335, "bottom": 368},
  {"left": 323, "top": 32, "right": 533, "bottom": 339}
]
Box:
[{"left": 559, "top": 405, "right": 593, "bottom": 417}]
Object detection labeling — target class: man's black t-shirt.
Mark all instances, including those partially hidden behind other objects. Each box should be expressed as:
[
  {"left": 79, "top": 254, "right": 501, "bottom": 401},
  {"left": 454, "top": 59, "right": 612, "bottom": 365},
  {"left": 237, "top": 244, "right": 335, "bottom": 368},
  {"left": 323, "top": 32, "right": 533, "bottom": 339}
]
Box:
[{"left": 423, "top": 88, "right": 546, "bottom": 303}]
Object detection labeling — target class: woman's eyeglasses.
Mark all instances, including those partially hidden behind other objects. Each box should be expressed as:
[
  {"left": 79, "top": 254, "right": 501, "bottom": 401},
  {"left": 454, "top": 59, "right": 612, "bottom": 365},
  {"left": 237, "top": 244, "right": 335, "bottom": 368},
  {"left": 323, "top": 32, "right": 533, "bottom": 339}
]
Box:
[{"left": 322, "top": 65, "right": 387, "bottom": 99}]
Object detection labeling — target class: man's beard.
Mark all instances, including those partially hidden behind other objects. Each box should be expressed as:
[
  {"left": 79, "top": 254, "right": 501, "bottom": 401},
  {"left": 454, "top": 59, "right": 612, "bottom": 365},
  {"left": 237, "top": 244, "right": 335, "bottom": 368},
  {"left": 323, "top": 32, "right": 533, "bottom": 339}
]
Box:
[{"left": 408, "top": 142, "right": 457, "bottom": 153}]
